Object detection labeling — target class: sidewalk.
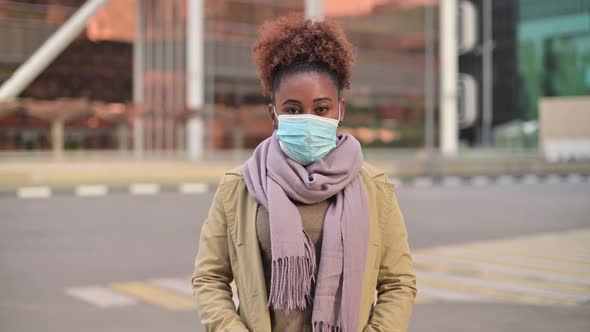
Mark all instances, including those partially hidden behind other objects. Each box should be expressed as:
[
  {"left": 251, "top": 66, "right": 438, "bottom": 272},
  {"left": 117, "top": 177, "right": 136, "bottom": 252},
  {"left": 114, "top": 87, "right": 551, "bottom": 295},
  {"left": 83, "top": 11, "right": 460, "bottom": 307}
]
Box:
[{"left": 1, "top": 150, "right": 589, "bottom": 189}]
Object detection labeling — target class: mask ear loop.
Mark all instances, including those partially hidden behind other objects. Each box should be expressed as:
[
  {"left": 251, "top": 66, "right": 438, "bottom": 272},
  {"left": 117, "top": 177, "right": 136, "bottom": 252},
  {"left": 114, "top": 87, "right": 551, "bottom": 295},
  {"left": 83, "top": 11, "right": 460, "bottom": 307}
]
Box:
[
  {"left": 272, "top": 105, "right": 279, "bottom": 130},
  {"left": 337, "top": 100, "right": 343, "bottom": 126}
]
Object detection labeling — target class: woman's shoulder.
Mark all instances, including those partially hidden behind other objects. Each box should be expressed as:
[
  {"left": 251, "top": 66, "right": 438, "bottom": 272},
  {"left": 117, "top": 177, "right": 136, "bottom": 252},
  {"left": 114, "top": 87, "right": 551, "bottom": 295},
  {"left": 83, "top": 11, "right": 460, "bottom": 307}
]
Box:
[
  {"left": 218, "top": 163, "right": 246, "bottom": 186},
  {"left": 361, "top": 161, "right": 397, "bottom": 193}
]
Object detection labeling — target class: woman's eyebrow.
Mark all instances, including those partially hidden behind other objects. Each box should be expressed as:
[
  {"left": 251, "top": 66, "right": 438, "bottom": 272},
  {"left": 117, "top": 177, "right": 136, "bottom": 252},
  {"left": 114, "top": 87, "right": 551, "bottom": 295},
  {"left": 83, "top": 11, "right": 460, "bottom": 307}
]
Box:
[
  {"left": 313, "top": 97, "right": 333, "bottom": 103},
  {"left": 281, "top": 99, "right": 303, "bottom": 106}
]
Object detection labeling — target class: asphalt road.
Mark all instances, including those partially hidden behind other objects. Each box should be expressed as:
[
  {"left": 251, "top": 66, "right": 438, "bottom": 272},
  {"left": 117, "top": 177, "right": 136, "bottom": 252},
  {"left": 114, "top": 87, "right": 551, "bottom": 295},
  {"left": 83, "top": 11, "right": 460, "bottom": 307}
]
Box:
[{"left": 1, "top": 181, "right": 589, "bottom": 332}]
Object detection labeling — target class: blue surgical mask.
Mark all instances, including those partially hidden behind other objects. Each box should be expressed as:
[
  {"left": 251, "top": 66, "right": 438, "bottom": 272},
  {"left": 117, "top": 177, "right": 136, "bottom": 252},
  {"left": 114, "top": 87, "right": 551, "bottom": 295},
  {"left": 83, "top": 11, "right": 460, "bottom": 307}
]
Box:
[{"left": 274, "top": 104, "right": 341, "bottom": 165}]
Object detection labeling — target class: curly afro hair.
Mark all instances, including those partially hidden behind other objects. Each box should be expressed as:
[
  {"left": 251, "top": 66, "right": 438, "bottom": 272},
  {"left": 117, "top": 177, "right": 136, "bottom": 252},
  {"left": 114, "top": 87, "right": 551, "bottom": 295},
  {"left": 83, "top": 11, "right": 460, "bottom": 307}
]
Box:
[{"left": 252, "top": 13, "right": 355, "bottom": 97}]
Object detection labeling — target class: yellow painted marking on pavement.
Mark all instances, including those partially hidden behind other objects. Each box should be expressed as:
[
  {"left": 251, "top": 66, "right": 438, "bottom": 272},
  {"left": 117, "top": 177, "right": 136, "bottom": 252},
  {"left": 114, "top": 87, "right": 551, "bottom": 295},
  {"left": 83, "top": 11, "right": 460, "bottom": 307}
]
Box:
[
  {"left": 420, "top": 251, "right": 590, "bottom": 279},
  {"left": 414, "top": 261, "right": 590, "bottom": 295},
  {"left": 460, "top": 244, "right": 590, "bottom": 266},
  {"left": 414, "top": 293, "right": 434, "bottom": 304},
  {"left": 111, "top": 282, "right": 194, "bottom": 310},
  {"left": 417, "top": 277, "right": 577, "bottom": 306}
]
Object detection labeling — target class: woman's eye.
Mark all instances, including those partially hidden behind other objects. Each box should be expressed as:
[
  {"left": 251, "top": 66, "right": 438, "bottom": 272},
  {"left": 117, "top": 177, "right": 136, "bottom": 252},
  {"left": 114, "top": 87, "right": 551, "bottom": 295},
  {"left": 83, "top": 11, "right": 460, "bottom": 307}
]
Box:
[
  {"left": 317, "top": 106, "right": 329, "bottom": 113},
  {"left": 286, "top": 108, "right": 301, "bottom": 114}
]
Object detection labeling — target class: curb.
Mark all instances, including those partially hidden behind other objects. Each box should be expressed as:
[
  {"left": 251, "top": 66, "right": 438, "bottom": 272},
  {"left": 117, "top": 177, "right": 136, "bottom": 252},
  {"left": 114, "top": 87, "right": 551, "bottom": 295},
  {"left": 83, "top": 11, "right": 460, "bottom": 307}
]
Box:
[
  {"left": 390, "top": 173, "right": 590, "bottom": 189},
  {"left": 1, "top": 173, "right": 588, "bottom": 199},
  {"left": 0, "top": 182, "right": 211, "bottom": 199}
]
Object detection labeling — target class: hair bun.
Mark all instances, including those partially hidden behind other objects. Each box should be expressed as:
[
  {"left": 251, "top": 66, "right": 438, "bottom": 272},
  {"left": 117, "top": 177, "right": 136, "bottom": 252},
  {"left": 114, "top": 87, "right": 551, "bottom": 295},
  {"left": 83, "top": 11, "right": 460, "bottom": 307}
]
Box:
[{"left": 252, "top": 13, "right": 355, "bottom": 96}]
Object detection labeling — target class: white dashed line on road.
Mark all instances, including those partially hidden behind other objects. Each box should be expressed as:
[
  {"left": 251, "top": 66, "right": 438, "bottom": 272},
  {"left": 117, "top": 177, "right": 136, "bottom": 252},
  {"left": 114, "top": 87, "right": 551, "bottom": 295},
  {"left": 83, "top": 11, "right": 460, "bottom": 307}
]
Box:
[
  {"left": 522, "top": 174, "right": 540, "bottom": 185},
  {"left": 149, "top": 278, "right": 192, "bottom": 296},
  {"left": 566, "top": 173, "right": 583, "bottom": 183},
  {"left": 496, "top": 175, "right": 515, "bottom": 185},
  {"left": 470, "top": 176, "right": 490, "bottom": 186},
  {"left": 441, "top": 176, "right": 463, "bottom": 187},
  {"left": 129, "top": 183, "right": 160, "bottom": 195},
  {"left": 388, "top": 177, "right": 403, "bottom": 188},
  {"left": 544, "top": 174, "right": 563, "bottom": 184},
  {"left": 179, "top": 182, "right": 208, "bottom": 194},
  {"left": 17, "top": 186, "right": 51, "bottom": 199},
  {"left": 413, "top": 177, "right": 433, "bottom": 188},
  {"left": 76, "top": 185, "right": 108, "bottom": 197},
  {"left": 66, "top": 286, "right": 138, "bottom": 308}
]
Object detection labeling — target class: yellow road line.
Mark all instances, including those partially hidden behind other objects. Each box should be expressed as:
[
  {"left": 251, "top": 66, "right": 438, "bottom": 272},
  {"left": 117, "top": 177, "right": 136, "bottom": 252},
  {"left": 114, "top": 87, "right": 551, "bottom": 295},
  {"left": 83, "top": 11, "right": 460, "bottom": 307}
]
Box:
[
  {"left": 418, "top": 251, "right": 590, "bottom": 279},
  {"left": 111, "top": 282, "right": 194, "bottom": 310},
  {"left": 414, "top": 293, "right": 434, "bottom": 304},
  {"left": 414, "top": 261, "right": 590, "bottom": 295},
  {"left": 417, "top": 277, "right": 577, "bottom": 306},
  {"left": 459, "top": 244, "right": 590, "bottom": 266}
]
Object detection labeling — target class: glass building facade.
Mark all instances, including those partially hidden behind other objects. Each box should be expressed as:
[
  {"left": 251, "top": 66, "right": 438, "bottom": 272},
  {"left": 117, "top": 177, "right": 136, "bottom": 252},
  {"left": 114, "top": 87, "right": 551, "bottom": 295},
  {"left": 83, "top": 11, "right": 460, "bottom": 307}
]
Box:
[
  {"left": 517, "top": 0, "right": 590, "bottom": 121},
  {"left": 1, "top": 0, "right": 432, "bottom": 152}
]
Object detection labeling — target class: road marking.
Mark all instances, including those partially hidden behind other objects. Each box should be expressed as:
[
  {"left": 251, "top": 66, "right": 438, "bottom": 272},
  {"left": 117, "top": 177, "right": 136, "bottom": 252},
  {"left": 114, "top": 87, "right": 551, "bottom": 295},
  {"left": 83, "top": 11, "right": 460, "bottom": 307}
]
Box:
[
  {"left": 412, "top": 228, "right": 590, "bottom": 306},
  {"left": 566, "top": 173, "right": 583, "bottom": 183},
  {"left": 417, "top": 274, "right": 576, "bottom": 306},
  {"left": 435, "top": 247, "right": 590, "bottom": 273},
  {"left": 416, "top": 286, "right": 491, "bottom": 302},
  {"left": 66, "top": 286, "right": 138, "bottom": 308},
  {"left": 544, "top": 174, "right": 562, "bottom": 184},
  {"left": 129, "top": 183, "right": 160, "bottom": 195},
  {"left": 17, "top": 186, "right": 51, "bottom": 199},
  {"left": 470, "top": 176, "right": 490, "bottom": 186},
  {"left": 179, "top": 182, "right": 208, "bottom": 194},
  {"left": 388, "top": 177, "right": 403, "bottom": 188},
  {"left": 64, "top": 229, "right": 590, "bottom": 310},
  {"left": 441, "top": 176, "right": 462, "bottom": 187},
  {"left": 414, "top": 260, "right": 590, "bottom": 295},
  {"left": 76, "top": 185, "right": 108, "bottom": 197},
  {"left": 522, "top": 174, "right": 540, "bottom": 185},
  {"left": 412, "top": 177, "right": 433, "bottom": 188},
  {"left": 149, "top": 278, "right": 192, "bottom": 296},
  {"left": 496, "top": 175, "right": 515, "bottom": 185},
  {"left": 462, "top": 244, "right": 590, "bottom": 267},
  {"left": 417, "top": 269, "right": 588, "bottom": 302},
  {"left": 416, "top": 251, "right": 590, "bottom": 279},
  {"left": 111, "top": 281, "right": 194, "bottom": 310},
  {"left": 414, "top": 252, "right": 590, "bottom": 287},
  {"left": 413, "top": 292, "right": 435, "bottom": 303}
]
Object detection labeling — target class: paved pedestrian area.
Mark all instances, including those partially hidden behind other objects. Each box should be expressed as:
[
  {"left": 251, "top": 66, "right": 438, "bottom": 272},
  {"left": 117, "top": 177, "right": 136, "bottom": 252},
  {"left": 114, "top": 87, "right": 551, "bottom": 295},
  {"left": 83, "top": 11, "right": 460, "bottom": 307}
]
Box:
[{"left": 65, "top": 227, "right": 590, "bottom": 310}]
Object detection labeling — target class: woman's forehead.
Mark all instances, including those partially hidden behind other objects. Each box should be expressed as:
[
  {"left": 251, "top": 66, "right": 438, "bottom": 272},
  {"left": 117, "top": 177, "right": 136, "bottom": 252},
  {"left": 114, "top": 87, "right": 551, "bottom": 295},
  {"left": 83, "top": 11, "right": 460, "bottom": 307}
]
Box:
[{"left": 274, "top": 71, "right": 339, "bottom": 102}]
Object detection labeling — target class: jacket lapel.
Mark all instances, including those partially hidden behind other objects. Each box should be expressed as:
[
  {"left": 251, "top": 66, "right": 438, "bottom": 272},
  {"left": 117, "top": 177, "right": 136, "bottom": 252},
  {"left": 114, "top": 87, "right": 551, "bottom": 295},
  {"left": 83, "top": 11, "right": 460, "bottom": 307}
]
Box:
[{"left": 234, "top": 180, "right": 272, "bottom": 331}]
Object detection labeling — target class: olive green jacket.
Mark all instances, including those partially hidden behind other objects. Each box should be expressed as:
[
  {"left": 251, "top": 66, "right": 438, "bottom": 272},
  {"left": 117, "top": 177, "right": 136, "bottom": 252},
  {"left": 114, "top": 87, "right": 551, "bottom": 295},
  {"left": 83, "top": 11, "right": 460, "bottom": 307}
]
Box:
[{"left": 192, "top": 162, "right": 417, "bottom": 332}]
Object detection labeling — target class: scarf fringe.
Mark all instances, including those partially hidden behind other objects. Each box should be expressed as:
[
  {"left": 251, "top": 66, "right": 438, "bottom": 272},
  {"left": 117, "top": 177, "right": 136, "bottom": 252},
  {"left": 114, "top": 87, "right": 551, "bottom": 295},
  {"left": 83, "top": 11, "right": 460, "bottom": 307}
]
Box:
[
  {"left": 268, "top": 231, "right": 317, "bottom": 311},
  {"left": 313, "top": 321, "right": 341, "bottom": 332}
]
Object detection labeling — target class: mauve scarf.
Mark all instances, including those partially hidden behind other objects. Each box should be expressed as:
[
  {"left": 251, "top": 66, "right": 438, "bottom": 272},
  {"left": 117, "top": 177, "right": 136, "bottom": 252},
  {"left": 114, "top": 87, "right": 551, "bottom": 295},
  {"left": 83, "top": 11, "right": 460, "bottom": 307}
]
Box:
[{"left": 243, "top": 132, "right": 370, "bottom": 332}]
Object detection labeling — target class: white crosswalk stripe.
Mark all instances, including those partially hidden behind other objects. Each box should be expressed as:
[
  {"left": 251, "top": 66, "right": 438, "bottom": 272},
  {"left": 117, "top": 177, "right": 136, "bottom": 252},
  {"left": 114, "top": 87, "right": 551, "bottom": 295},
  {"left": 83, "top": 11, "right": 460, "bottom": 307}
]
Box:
[
  {"left": 413, "top": 228, "right": 590, "bottom": 306},
  {"left": 64, "top": 229, "right": 590, "bottom": 310},
  {"left": 149, "top": 278, "right": 192, "bottom": 296},
  {"left": 66, "top": 286, "right": 138, "bottom": 307}
]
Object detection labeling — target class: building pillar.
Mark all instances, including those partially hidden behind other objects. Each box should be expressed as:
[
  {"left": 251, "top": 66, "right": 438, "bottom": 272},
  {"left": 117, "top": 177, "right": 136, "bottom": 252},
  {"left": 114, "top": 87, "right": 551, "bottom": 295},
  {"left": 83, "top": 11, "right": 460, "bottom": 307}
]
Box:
[
  {"left": 439, "top": 0, "right": 459, "bottom": 156},
  {"left": 305, "top": 0, "right": 324, "bottom": 20},
  {"left": 186, "top": 0, "right": 204, "bottom": 161}
]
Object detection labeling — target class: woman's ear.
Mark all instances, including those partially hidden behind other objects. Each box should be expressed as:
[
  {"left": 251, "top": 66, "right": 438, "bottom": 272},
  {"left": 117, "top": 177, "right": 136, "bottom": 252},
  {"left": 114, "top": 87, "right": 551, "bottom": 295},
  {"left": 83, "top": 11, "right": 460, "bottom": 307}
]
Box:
[{"left": 267, "top": 103, "right": 277, "bottom": 129}]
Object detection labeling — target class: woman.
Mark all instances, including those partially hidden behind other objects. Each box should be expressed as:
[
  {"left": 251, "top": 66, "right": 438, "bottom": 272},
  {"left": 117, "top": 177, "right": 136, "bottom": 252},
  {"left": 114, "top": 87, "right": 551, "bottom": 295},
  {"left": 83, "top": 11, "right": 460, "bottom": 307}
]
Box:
[{"left": 192, "top": 14, "right": 417, "bottom": 332}]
